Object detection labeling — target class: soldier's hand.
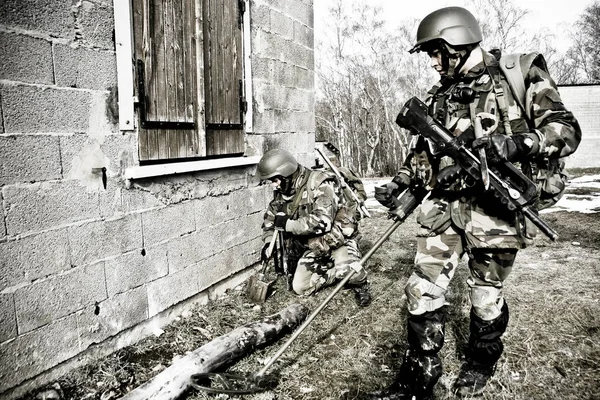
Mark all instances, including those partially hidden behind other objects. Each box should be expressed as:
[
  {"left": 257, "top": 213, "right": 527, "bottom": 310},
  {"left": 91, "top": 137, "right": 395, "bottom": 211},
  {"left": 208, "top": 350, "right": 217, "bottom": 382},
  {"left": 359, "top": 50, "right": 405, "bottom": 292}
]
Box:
[
  {"left": 472, "top": 134, "right": 535, "bottom": 163},
  {"left": 375, "top": 174, "right": 410, "bottom": 208},
  {"left": 260, "top": 242, "right": 272, "bottom": 262},
  {"left": 374, "top": 182, "right": 399, "bottom": 208},
  {"left": 436, "top": 164, "right": 463, "bottom": 188},
  {"left": 274, "top": 212, "right": 289, "bottom": 231}
]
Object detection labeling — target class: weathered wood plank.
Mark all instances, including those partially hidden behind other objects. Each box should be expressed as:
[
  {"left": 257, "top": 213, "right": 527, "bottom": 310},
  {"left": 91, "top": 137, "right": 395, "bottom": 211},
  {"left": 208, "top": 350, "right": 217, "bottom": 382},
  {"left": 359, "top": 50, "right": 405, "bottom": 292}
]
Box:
[{"left": 117, "top": 303, "right": 310, "bottom": 400}]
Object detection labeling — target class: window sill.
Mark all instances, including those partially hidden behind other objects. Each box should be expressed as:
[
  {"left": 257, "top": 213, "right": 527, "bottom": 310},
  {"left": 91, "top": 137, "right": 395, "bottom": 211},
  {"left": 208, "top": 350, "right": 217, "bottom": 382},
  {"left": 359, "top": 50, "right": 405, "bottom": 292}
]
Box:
[{"left": 124, "top": 156, "right": 261, "bottom": 189}]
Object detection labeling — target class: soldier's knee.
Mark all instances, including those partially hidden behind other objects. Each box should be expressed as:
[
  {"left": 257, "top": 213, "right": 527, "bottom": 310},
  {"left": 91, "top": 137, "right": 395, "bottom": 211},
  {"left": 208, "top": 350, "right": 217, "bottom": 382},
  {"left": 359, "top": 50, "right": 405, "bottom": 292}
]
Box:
[
  {"left": 405, "top": 273, "right": 446, "bottom": 315},
  {"left": 469, "top": 284, "right": 504, "bottom": 321}
]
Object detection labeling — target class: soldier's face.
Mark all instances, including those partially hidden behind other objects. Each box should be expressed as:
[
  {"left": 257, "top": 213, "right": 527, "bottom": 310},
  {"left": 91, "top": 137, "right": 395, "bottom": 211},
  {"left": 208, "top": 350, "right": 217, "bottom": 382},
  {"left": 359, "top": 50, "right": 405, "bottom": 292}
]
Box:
[
  {"left": 270, "top": 177, "right": 282, "bottom": 191},
  {"left": 427, "top": 49, "right": 446, "bottom": 76}
]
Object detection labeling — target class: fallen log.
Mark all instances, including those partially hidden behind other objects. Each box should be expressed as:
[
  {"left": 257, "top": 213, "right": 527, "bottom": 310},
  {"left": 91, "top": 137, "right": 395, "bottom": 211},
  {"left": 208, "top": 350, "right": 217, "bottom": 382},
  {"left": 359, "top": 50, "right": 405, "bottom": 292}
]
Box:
[{"left": 118, "top": 302, "right": 309, "bottom": 400}]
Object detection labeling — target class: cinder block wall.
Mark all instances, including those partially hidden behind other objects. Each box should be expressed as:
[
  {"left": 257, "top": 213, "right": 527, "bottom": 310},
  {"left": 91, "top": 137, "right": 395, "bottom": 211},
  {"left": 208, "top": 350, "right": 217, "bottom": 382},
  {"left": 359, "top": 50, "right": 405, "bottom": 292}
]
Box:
[
  {"left": 249, "top": 0, "right": 316, "bottom": 167},
  {"left": 558, "top": 85, "right": 600, "bottom": 169},
  {"left": 0, "top": 0, "right": 315, "bottom": 398}
]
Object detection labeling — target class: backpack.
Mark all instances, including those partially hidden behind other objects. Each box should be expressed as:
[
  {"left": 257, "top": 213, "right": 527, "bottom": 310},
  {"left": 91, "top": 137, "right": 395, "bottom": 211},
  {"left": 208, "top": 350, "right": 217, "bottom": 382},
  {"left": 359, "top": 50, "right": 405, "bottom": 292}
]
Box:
[{"left": 497, "top": 51, "right": 572, "bottom": 209}]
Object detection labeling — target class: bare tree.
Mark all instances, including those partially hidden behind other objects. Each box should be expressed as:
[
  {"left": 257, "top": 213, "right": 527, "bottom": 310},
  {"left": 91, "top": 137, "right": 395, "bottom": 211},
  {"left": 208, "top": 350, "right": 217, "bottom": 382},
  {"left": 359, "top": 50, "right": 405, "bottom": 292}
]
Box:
[
  {"left": 561, "top": 1, "right": 600, "bottom": 83},
  {"left": 316, "top": 1, "right": 429, "bottom": 177}
]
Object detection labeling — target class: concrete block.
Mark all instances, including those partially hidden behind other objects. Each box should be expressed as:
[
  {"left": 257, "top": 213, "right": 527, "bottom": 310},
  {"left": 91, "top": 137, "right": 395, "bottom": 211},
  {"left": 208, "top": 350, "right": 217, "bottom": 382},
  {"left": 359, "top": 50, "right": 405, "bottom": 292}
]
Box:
[
  {"left": 251, "top": 58, "right": 274, "bottom": 82},
  {"left": 54, "top": 44, "right": 117, "bottom": 90},
  {"left": 3, "top": 180, "right": 102, "bottom": 236},
  {"left": 263, "top": 132, "right": 315, "bottom": 161},
  {"left": 146, "top": 264, "right": 201, "bottom": 317},
  {"left": 141, "top": 201, "right": 196, "bottom": 246},
  {"left": 271, "top": 10, "right": 294, "bottom": 40},
  {"left": 0, "top": 0, "right": 74, "bottom": 39},
  {"left": 193, "top": 195, "right": 231, "bottom": 229},
  {"left": 274, "top": 110, "right": 315, "bottom": 133},
  {"left": 286, "top": 0, "right": 312, "bottom": 26},
  {"left": 294, "top": 20, "right": 313, "bottom": 49},
  {"left": 0, "top": 191, "right": 5, "bottom": 240},
  {"left": 167, "top": 231, "right": 214, "bottom": 272},
  {"left": 0, "top": 32, "right": 53, "bottom": 84},
  {"left": 0, "top": 93, "right": 4, "bottom": 134},
  {"left": 252, "top": 108, "right": 274, "bottom": 134},
  {"left": 273, "top": 59, "right": 297, "bottom": 86},
  {"left": 14, "top": 262, "right": 107, "bottom": 333},
  {"left": 105, "top": 243, "right": 168, "bottom": 296},
  {"left": 286, "top": 41, "right": 313, "bottom": 69},
  {"left": 0, "top": 229, "right": 70, "bottom": 292},
  {"left": 0, "top": 314, "right": 79, "bottom": 393},
  {"left": 74, "top": 1, "right": 115, "bottom": 50},
  {"left": 0, "top": 134, "right": 62, "bottom": 186},
  {"left": 251, "top": 3, "right": 270, "bottom": 30},
  {"left": 1, "top": 84, "right": 91, "bottom": 134},
  {"left": 198, "top": 237, "right": 261, "bottom": 292},
  {"left": 213, "top": 214, "right": 263, "bottom": 255},
  {"left": 228, "top": 186, "right": 268, "bottom": 217},
  {"left": 78, "top": 286, "right": 148, "bottom": 349},
  {"left": 68, "top": 214, "right": 143, "bottom": 266},
  {"left": 120, "top": 186, "right": 164, "bottom": 214},
  {"left": 294, "top": 65, "right": 314, "bottom": 90},
  {"left": 59, "top": 133, "right": 138, "bottom": 213},
  {"left": 0, "top": 293, "right": 17, "bottom": 343}
]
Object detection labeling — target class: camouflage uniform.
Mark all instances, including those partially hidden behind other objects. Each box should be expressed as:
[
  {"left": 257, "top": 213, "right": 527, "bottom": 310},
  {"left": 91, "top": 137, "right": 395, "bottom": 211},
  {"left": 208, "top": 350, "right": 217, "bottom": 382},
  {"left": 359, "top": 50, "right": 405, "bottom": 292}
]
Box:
[
  {"left": 383, "top": 48, "right": 581, "bottom": 397},
  {"left": 262, "top": 164, "right": 367, "bottom": 296}
]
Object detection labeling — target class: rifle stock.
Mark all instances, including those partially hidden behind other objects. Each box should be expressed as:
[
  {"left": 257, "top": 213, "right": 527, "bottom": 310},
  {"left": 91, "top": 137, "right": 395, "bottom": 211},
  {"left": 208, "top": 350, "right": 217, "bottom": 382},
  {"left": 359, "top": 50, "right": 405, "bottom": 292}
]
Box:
[{"left": 395, "top": 96, "right": 558, "bottom": 241}]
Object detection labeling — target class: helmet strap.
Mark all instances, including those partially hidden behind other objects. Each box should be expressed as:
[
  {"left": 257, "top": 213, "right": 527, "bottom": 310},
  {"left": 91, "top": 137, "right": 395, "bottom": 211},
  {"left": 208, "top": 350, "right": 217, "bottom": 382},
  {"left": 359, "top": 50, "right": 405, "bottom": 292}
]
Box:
[{"left": 443, "top": 43, "right": 474, "bottom": 79}]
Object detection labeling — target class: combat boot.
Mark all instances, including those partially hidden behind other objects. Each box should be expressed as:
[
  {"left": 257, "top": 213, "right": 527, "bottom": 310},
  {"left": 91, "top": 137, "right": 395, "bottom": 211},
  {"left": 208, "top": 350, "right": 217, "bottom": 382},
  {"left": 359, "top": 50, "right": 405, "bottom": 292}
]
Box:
[
  {"left": 453, "top": 361, "right": 495, "bottom": 397},
  {"left": 350, "top": 282, "right": 372, "bottom": 307}
]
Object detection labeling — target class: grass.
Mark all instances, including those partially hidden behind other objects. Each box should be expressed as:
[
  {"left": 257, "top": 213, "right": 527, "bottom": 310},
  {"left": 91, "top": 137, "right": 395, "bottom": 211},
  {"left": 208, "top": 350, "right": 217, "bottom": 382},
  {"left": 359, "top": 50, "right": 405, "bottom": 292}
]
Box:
[{"left": 21, "top": 177, "right": 600, "bottom": 400}]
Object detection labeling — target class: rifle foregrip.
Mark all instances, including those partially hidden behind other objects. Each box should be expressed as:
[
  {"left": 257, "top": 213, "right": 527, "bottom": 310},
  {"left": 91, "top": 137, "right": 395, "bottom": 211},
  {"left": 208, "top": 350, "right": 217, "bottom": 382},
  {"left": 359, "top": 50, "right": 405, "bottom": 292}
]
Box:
[{"left": 521, "top": 207, "right": 558, "bottom": 241}]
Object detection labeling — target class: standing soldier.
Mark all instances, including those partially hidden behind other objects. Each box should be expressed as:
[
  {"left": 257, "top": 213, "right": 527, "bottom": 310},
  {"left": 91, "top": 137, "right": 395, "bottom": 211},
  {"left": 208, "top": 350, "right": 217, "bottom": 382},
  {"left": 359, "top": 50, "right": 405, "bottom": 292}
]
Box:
[
  {"left": 258, "top": 148, "right": 372, "bottom": 307},
  {"left": 372, "top": 6, "right": 581, "bottom": 399}
]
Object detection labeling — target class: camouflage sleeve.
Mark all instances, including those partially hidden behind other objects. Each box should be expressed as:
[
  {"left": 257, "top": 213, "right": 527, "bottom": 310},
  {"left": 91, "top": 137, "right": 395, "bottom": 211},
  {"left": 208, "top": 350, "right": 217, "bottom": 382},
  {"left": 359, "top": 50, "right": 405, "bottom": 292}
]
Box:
[
  {"left": 261, "top": 198, "right": 280, "bottom": 242},
  {"left": 526, "top": 64, "right": 582, "bottom": 158},
  {"left": 285, "top": 181, "right": 337, "bottom": 236}
]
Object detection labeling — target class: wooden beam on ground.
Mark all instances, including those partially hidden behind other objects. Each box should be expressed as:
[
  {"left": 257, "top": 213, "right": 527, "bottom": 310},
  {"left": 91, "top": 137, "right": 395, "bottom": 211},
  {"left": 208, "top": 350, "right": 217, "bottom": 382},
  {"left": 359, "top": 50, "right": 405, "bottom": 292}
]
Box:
[{"left": 118, "top": 302, "right": 310, "bottom": 400}]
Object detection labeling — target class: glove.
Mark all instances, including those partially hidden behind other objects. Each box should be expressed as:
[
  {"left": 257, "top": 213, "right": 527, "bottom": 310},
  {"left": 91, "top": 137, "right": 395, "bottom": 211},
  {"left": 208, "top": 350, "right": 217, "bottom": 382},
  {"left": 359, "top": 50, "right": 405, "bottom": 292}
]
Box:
[
  {"left": 374, "top": 174, "right": 410, "bottom": 209},
  {"left": 472, "top": 134, "right": 534, "bottom": 163},
  {"left": 260, "top": 242, "right": 271, "bottom": 262},
  {"left": 274, "top": 212, "right": 289, "bottom": 231},
  {"left": 436, "top": 164, "right": 463, "bottom": 188}
]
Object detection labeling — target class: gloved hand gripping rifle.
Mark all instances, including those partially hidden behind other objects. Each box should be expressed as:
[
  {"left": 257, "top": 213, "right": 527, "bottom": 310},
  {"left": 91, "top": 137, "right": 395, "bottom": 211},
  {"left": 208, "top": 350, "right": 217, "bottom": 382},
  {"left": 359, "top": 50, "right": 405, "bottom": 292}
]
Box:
[
  {"left": 395, "top": 96, "right": 558, "bottom": 241},
  {"left": 315, "top": 147, "right": 370, "bottom": 218}
]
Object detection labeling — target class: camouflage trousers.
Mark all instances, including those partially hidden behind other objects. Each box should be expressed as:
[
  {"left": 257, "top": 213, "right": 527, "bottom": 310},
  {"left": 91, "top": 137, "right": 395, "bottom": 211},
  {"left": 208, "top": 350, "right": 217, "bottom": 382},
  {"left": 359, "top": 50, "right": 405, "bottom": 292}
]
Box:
[
  {"left": 406, "top": 224, "right": 517, "bottom": 321},
  {"left": 292, "top": 238, "right": 366, "bottom": 296},
  {"left": 399, "top": 224, "right": 518, "bottom": 390}
]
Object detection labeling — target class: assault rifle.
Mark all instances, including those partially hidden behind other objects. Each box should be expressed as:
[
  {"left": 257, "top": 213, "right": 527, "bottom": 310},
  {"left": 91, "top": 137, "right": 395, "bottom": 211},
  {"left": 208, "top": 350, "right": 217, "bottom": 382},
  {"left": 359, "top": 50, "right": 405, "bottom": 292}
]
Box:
[{"left": 395, "top": 96, "right": 558, "bottom": 241}]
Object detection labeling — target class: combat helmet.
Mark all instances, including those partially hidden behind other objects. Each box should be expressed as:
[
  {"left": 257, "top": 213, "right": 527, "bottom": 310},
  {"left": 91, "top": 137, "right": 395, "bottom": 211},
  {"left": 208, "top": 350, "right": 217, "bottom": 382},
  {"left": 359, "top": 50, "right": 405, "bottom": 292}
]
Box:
[
  {"left": 257, "top": 149, "right": 299, "bottom": 181},
  {"left": 410, "top": 6, "right": 482, "bottom": 54}
]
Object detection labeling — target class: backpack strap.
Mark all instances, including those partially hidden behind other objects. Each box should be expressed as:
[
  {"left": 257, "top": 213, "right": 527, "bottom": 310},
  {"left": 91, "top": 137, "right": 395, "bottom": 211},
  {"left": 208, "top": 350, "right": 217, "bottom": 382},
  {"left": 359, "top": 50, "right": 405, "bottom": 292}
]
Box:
[{"left": 499, "top": 51, "right": 546, "bottom": 124}]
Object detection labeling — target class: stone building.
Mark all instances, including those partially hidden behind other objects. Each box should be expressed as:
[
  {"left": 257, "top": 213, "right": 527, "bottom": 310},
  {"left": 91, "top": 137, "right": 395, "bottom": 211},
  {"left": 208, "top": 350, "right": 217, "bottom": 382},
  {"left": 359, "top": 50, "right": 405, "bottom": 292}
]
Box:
[
  {"left": 0, "top": 0, "right": 315, "bottom": 398},
  {"left": 559, "top": 84, "right": 600, "bottom": 169}
]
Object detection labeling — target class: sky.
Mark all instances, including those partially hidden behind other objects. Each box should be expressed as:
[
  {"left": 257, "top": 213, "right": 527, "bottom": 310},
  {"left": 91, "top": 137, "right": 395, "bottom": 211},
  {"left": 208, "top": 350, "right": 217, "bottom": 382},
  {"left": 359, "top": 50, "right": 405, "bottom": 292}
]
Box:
[{"left": 314, "top": 0, "right": 595, "bottom": 52}]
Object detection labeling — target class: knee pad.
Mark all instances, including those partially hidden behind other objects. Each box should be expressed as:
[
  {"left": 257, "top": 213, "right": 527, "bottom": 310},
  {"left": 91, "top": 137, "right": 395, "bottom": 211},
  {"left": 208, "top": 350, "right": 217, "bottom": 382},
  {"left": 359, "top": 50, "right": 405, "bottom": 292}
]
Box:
[
  {"left": 405, "top": 273, "right": 446, "bottom": 315},
  {"left": 469, "top": 284, "right": 504, "bottom": 321}
]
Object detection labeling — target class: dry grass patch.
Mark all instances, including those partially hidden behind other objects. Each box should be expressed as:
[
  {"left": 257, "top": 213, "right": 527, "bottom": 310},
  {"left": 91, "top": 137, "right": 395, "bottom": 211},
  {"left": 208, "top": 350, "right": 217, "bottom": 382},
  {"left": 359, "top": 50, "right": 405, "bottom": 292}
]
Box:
[{"left": 20, "top": 195, "right": 600, "bottom": 400}]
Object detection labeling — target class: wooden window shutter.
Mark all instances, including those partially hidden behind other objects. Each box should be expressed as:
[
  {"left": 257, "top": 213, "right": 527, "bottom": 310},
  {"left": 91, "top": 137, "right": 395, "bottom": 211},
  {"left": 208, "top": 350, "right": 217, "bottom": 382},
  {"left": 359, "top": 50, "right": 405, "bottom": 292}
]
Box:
[
  {"left": 203, "top": 0, "right": 246, "bottom": 156},
  {"left": 133, "top": 0, "right": 200, "bottom": 161}
]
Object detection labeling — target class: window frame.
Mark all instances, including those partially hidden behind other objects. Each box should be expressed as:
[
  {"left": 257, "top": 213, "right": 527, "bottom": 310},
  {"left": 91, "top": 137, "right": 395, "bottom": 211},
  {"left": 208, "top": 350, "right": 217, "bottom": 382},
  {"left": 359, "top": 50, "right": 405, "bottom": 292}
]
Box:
[{"left": 113, "top": 0, "right": 254, "bottom": 172}]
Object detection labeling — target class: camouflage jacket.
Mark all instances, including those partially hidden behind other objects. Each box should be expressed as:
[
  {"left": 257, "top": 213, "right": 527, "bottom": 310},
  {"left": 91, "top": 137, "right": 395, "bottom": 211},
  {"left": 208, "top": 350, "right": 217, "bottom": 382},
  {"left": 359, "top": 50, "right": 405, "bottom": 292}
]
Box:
[
  {"left": 395, "top": 48, "right": 582, "bottom": 248},
  {"left": 262, "top": 165, "right": 346, "bottom": 255}
]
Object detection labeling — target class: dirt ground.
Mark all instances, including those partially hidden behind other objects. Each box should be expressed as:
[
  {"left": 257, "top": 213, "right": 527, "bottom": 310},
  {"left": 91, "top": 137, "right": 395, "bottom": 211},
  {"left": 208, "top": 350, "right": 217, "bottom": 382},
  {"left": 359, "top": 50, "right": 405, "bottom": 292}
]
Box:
[{"left": 22, "top": 170, "right": 600, "bottom": 400}]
